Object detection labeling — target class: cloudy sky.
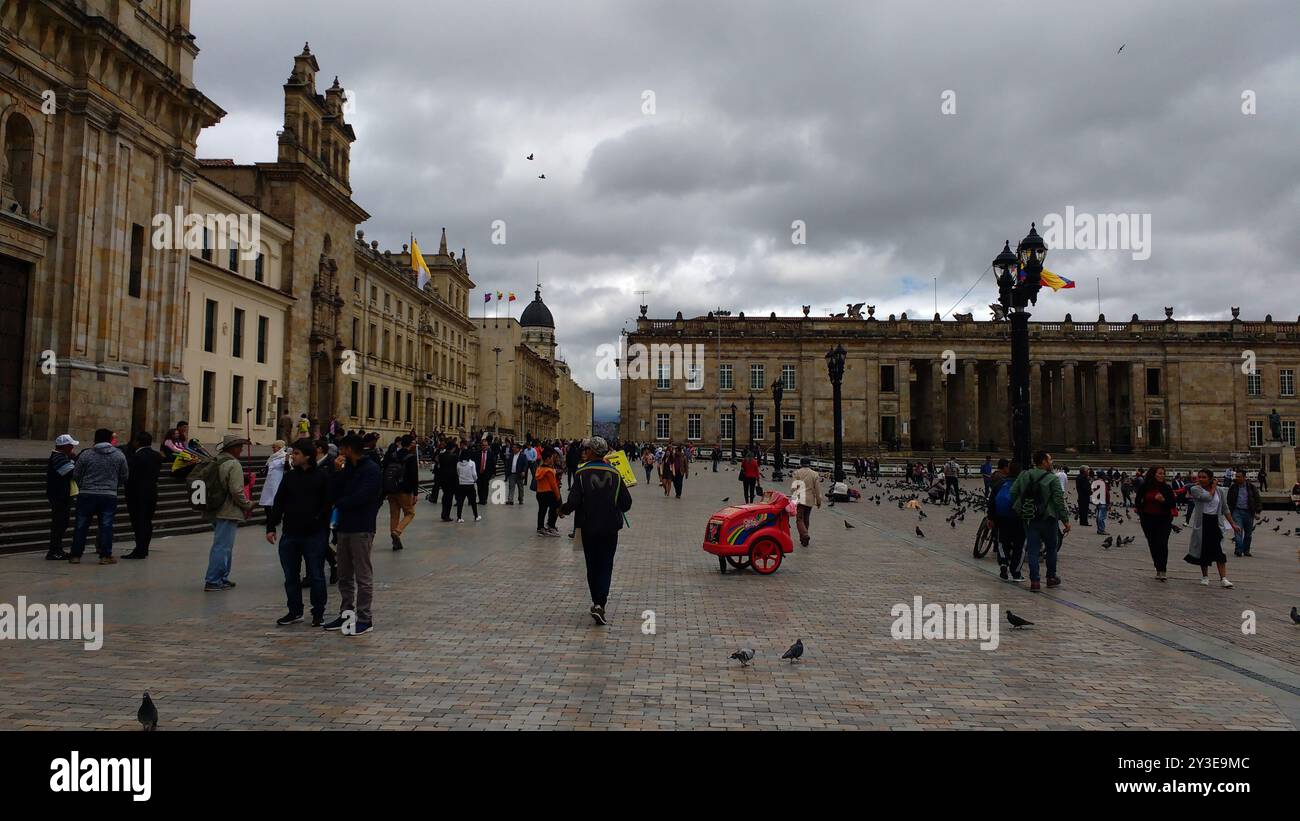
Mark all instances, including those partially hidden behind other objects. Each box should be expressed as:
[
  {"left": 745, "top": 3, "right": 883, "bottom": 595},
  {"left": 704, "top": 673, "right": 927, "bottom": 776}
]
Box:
[{"left": 193, "top": 0, "right": 1300, "bottom": 418}]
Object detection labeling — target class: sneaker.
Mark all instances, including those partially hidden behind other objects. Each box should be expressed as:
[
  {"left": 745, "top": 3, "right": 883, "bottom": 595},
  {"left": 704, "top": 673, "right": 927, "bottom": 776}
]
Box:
[
  {"left": 1046, "top": 576, "right": 1061, "bottom": 588},
  {"left": 474, "top": 515, "right": 482, "bottom": 522},
  {"left": 391, "top": 534, "right": 403, "bottom": 551},
  {"left": 999, "top": 565, "right": 1009, "bottom": 580},
  {"left": 568, "top": 532, "right": 575, "bottom": 539},
  {"left": 276, "top": 613, "right": 304, "bottom": 626},
  {"left": 506, "top": 501, "right": 514, "bottom": 506},
  {"left": 203, "top": 583, "right": 224, "bottom": 592},
  {"left": 221, "top": 580, "right": 236, "bottom": 589},
  {"left": 45, "top": 551, "right": 67, "bottom": 561},
  {"left": 322, "top": 616, "right": 346, "bottom": 631},
  {"left": 122, "top": 551, "right": 147, "bottom": 560},
  {"left": 1220, "top": 578, "right": 1234, "bottom": 589},
  {"left": 1199, "top": 577, "right": 1209, "bottom": 586},
  {"left": 536, "top": 529, "right": 547, "bottom": 536},
  {"left": 1242, "top": 552, "right": 1252, "bottom": 557},
  {"left": 546, "top": 527, "right": 561, "bottom": 536},
  {"left": 1030, "top": 581, "right": 1041, "bottom": 592},
  {"left": 348, "top": 622, "right": 373, "bottom": 636},
  {"left": 456, "top": 518, "right": 464, "bottom": 523},
  {"left": 1010, "top": 573, "right": 1024, "bottom": 582},
  {"left": 310, "top": 615, "right": 324, "bottom": 627},
  {"left": 98, "top": 556, "right": 117, "bottom": 565},
  {"left": 590, "top": 605, "right": 607, "bottom": 626},
  {"left": 1156, "top": 571, "right": 1167, "bottom": 581}
]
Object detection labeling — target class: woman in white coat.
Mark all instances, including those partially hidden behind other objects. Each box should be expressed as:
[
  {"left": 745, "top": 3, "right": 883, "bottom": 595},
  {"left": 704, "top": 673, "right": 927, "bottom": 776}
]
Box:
[
  {"left": 1183, "top": 468, "right": 1239, "bottom": 588},
  {"left": 258, "top": 440, "right": 288, "bottom": 507}
]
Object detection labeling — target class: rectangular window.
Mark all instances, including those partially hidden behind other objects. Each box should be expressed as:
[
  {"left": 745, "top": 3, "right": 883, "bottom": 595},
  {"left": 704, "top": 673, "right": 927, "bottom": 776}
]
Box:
[
  {"left": 368, "top": 323, "right": 377, "bottom": 353},
  {"left": 200, "top": 371, "right": 215, "bottom": 423},
  {"left": 128, "top": 224, "right": 144, "bottom": 297},
  {"left": 687, "top": 413, "right": 701, "bottom": 440},
  {"left": 382, "top": 387, "right": 390, "bottom": 420},
  {"left": 255, "top": 379, "right": 267, "bottom": 427},
  {"left": 352, "top": 318, "right": 360, "bottom": 349},
  {"left": 751, "top": 412, "right": 765, "bottom": 441},
  {"left": 203, "top": 299, "right": 217, "bottom": 353},
  {"left": 256, "top": 316, "right": 268, "bottom": 364},
  {"left": 1247, "top": 372, "right": 1261, "bottom": 396},
  {"left": 881, "top": 365, "right": 897, "bottom": 393},
  {"left": 350, "top": 381, "right": 359, "bottom": 418},
  {"left": 393, "top": 389, "right": 401, "bottom": 422},
  {"left": 254, "top": 252, "right": 265, "bottom": 283},
  {"left": 750, "top": 364, "right": 765, "bottom": 391},
  {"left": 781, "top": 413, "right": 795, "bottom": 440},
  {"left": 229, "top": 374, "right": 243, "bottom": 424},
  {"left": 719, "top": 363, "right": 733, "bottom": 390},
  {"left": 228, "top": 247, "right": 239, "bottom": 272},
  {"left": 720, "top": 412, "right": 735, "bottom": 441},
  {"left": 1249, "top": 420, "right": 1264, "bottom": 448},
  {"left": 1284, "top": 421, "right": 1297, "bottom": 447},
  {"left": 656, "top": 362, "right": 670, "bottom": 390},
  {"left": 353, "top": 277, "right": 360, "bottom": 294},
  {"left": 686, "top": 364, "right": 703, "bottom": 391},
  {"left": 1146, "top": 367, "right": 1161, "bottom": 396},
  {"left": 1147, "top": 419, "right": 1164, "bottom": 448},
  {"left": 406, "top": 393, "right": 412, "bottom": 422},
  {"left": 201, "top": 228, "right": 212, "bottom": 262},
  {"left": 882, "top": 415, "right": 897, "bottom": 444},
  {"left": 655, "top": 413, "right": 670, "bottom": 440},
  {"left": 781, "top": 364, "right": 796, "bottom": 391},
  {"left": 383, "top": 330, "right": 391, "bottom": 361},
  {"left": 1281, "top": 369, "right": 1295, "bottom": 397},
  {"left": 231, "top": 308, "right": 244, "bottom": 358},
  {"left": 367, "top": 384, "right": 376, "bottom": 419}
]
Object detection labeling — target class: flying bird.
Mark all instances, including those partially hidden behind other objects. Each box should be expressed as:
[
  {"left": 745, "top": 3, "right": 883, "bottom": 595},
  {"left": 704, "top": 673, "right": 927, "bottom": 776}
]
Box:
[
  {"left": 526, "top": 153, "right": 534, "bottom": 160},
  {"left": 537, "top": 174, "right": 546, "bottom": 179},
  {"left": 730, "top": 648, "right": 755, "bottom": 666},
  {"left": 1007, "top": 611, "right": 1034, "bottom": 629},
  {"left": 1117, "top": 43, "right": 1126, "bottom": 53},
  {"left": 781, "top": 639, "right": 804, "bottom": 663},
  {"left": 137, "top": 692, "right": 158, "bottom": 731}
]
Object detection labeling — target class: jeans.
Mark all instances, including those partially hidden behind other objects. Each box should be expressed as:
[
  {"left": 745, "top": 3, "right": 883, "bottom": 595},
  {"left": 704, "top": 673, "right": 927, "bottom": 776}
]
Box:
[
  {"left": 943, "top": 476, "right": 960, "bottom": 505},
  {"left": 672, "top": 474, "right": 684, "bottom": 498},
  {"left": 70, "top": 494, "right": 118, "bottom": 558},
  {"left": 582, "top": 531, "right": 619, "bottom": 607},
  {"left": 1024, "top": 517, "right": 1060, "bottom": 583},
  {"left": 1094, "top": 503, "right": 1108, "bottom": 534},
  {"left": 279, "top": 531, "right": 328, "bottom": 618},
  {"left": 742, "top": 478, "right": 757, "bottom": 503},
  {"left": 643, "top": 465, "right": 653, "bottom": 482},
  {"left": 204, "top": 518, "right": 239, "bottom": 585},
  {"left": 1231, "top": 509, "right": 1254, "bottom": 555}
]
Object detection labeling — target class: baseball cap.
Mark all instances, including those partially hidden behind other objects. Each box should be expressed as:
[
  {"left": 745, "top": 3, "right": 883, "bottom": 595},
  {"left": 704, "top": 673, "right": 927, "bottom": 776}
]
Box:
[{"left": 54, "top": 434, "right": 79, "bottom": 447}]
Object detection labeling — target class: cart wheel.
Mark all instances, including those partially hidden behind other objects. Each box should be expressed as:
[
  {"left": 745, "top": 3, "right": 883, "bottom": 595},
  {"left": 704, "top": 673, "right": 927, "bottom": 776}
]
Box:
[
  {"left": 749, "top": 537, "right": 783, "bottom": 575},
  {"left": 718, "top": 555, "right": 728, "bottom": 573},
  {"left": 726, "top": 555, "right": 751, "bottom": 570}
]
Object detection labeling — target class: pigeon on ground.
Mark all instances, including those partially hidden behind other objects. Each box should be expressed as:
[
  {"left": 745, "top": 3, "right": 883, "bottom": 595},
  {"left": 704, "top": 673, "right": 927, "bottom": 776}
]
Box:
[
  {"left": 1101, "top": 536, "right": 1113, "bottom": 549},
  {"left": 781, "top": 639, "right": 804, "bottom": 663},
  {"left": 1007, "top": 611, "right": 1034, "bottom": 629},
  {"left": 844, "top": 520, "right": 855, "bottom": 529},
  {"left": 730, "top": 648, "right": 755, "bottom": 666},
  {"left": 721, "top": 497, "right": 729, "bottom": 502},
  {"left": 526, "top": 153, "right": 534, "bottom": 160},
  {"left": 137, "top": 692, "right": 158, "bottom": 731},
  {"left": 915, "top": 527, "right": 925, "bottom": 538},
  {"left": 1291, "top": 607, "right": 1300, "bottom": 625}
]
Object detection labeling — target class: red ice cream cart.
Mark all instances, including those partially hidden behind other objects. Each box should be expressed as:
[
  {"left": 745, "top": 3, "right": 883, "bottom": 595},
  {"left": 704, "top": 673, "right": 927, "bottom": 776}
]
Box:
[{"left": 702, "top": 490, "right": 795, "bottom": 575}]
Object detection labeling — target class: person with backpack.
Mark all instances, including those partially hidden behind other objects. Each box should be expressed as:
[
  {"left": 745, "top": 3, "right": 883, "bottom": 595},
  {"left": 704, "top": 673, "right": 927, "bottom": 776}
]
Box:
[
  {"left": 1010, "top": 451, "right": 1071, "bottom": 592},
  {"left": 266, "top": 439, "right": 332, "bottom": 626},
  {"left": 558, "top": 437, "right": 633, "bottom": 626},
  {"left": 383, "top": 435, "right": 419, "bottom": 551},
  {"left": 323, "top": 434, "right": 383, "bottom": 635},
  {"left": 124, "top": 432, "right": 162, "bottom": 560},
  {"left": 69, "top": 428, "right": 130, "bottom": 565},
  {"left": 991, "top": 461, "right": 1025, "bottom": 582},
  {"left": 200, "top": 435, "right": 254, "bottom": 591}
]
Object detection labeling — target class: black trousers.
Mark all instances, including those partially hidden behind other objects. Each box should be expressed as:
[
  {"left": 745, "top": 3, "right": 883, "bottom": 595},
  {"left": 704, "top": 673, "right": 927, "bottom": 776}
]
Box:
[
  {"left": 1078, "top": 499, "right": 1090, "bottom": 526},
  {"left": 48, "top": 498, "right": 71, "bottom": 555},
  {"left": 456, "top": 485, "right": 479, "bottom": 519},
  {"left": 672, "top": 474, "right": 684, "bottom": 498},
  {"left": 943, "top": 476, "right": 960, "bottom": 505},
  {"left": 440, "top": 480, "right": 456, "bottom": 520},
  {"left": 536, "top": 491, "right": 559, "bottom": 530},
  {"left": 742, "top": 478, "right": 757, "bottom": 503},
  {"left": 1139, "top": 512, "right": 1171, "bottom": 573},
  {"left": 127, "top": 497, "right": 157, "bottom": 555},
  {"left": 476, "top": 473, "right": 492, "bottom": 505},
  {"left": 994, "top": 515, "right": 1024, "bottom": 574},
  {"left": 582, "top": 531, "right": 619, "bottom": 608}
]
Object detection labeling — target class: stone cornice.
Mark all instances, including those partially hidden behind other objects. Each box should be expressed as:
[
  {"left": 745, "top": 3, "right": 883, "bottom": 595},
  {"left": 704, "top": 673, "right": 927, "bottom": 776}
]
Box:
[{"left": 255, "top": 162, "right": 369, "bottom": 224}]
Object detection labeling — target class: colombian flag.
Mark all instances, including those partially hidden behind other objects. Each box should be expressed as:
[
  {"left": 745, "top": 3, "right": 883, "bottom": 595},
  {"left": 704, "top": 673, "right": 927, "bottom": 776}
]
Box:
[
  {"left": 508, "top": 292, "right": 517, "bottom": 302},
  {"left": 1040, "top": 269, "right": 1076, "bottom": 291}
]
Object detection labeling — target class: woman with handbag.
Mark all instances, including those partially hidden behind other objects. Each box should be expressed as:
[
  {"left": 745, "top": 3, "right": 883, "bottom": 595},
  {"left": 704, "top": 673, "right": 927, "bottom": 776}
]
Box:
[{"left": 1183, "top": 468, "right": 1239, "bottom": 588}]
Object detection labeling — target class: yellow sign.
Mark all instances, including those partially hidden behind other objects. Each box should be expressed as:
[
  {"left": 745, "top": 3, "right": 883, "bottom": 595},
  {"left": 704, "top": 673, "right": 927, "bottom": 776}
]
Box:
[{"left": 606, "top": 450, "right": 638, "bottom": 487}]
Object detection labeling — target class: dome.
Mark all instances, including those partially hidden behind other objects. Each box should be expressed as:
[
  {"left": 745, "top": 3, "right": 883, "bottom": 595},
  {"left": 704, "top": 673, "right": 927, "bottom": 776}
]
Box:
[{"left": 519, "top": 288, "right": 554, "bottom": 328}]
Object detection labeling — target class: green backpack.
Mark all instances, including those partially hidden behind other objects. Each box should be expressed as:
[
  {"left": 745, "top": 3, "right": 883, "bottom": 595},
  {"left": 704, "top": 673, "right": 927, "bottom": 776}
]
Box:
[
  {"left": 1017, "top": 471, "right": 1056, "bottom": 523},
  {"left": 187, "top": 457, "right": 230, "bottom": 514}
]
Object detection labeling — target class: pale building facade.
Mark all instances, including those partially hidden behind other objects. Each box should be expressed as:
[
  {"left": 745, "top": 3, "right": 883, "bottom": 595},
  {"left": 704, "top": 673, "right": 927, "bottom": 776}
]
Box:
[
  {"left": 556, "top": 360, "right": 594, "bottom": 440},
  {"left": 473, "top": 316, "right": 558, "bottom": 440},
  {"left": 181, "top": 177, "right": 292, "bottom": 444}
]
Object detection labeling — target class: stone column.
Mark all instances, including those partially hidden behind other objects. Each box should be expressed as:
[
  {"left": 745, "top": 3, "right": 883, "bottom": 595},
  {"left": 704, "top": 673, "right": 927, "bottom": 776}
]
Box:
[
  {"left": 930, "top": 359, "right": 946, "bottom": 449},
  {"left": 1029, "top": 360, "right": 1044, "bottom": 448},
  {"left": 1061, "top": 360, "right": 1077, "bottom": 450},
  {"left": 898, "top": 360, "right": 912, "bottom": 450},
  {"left": 1096, "top": 360, "right": 1111, "bottom": 452},
  {"left": 1130, "top": 361, "right": 1145, "bottom": 450},
  {"left": 962, "top": 359, "right": 978, "bottom": 448},
  {"left": 995, "top": 360, "right": 1010, "bottom": 449}
]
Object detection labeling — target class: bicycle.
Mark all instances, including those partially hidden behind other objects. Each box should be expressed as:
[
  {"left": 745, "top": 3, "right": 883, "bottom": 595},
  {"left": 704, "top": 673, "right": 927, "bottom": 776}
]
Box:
[{"left": 972, "top": 516, "right": 999, "bottom": 558}]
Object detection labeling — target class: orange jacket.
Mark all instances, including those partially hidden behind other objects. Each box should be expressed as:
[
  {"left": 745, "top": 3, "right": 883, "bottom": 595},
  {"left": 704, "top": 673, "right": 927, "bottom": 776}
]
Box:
[{"left": 534, "top": 465, "right": 560, "bottom": 496}]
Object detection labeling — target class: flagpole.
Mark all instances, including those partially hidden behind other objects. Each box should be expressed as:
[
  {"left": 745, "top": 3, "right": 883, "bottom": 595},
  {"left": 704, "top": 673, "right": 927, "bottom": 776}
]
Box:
[{"left": 1096, "top": 277, "right": 1101, "bottom": 316}]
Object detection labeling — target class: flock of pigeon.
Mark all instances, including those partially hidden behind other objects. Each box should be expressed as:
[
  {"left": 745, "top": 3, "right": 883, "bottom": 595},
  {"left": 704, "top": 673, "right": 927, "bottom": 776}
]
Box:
[{"left": 731, "top": 639, "right": 803, "bottom": 667}]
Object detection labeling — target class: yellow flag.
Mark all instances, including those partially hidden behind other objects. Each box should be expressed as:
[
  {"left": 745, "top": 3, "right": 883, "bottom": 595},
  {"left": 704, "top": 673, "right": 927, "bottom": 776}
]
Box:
[{"left": 411, "top": 240, "right": 431, "bottom": 289}]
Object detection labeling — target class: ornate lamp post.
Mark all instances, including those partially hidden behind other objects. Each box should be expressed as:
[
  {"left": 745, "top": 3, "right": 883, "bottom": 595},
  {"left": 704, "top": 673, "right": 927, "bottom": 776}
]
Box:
[
  {"left": 992, "top": 223, "right": 1047, "bottom": 471},
  {"left": 825, "top": 343, "right": 846, "bottom": 481},
  {"left": 747, "top": 392, "right": 756, "bottom": 455},
  {"left": 730, "top": 402, "right": 738, "bottom": 461},
  {"left": 771, "top": 378, "right": 785, "bottom": 480}
]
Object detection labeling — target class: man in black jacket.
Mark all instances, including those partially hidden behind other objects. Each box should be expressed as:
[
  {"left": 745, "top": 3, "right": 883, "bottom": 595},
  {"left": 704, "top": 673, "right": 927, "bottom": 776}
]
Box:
[
  {"left": 474, "top": 437, "right": 498, "bottom": 505},
  {"left": 437, "top": 439, "right": 461, "bottom": 521},
  {"left": 504, "top": 442, "right": 529, "bottom": 505},
  {"left": 1226, "top": 469, "right": 1261, "bottom": 557},
  {"left": 123, "top": 432, "right": 162, "bottom": 559},
  {"left": 266, "top": 439, "right": 333, "bottom": 626},
  {"left": 558, "top": 436, "right": 633, "bottom": 626},
  {"left": 565, "top": 440, "right": 582, "bottom": 490},
  {"left": 45, "top": 434, "right": 78, "bottom": 561},
  {"left": 1075, "top": 466, "right": 1091, "bottom": 527}
]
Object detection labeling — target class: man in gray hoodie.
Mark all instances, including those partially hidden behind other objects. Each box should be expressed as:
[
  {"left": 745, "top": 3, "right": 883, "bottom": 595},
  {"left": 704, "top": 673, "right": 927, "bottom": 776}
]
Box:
[{"left": 69, "top": 428, "right": 129, "bottom": 564}]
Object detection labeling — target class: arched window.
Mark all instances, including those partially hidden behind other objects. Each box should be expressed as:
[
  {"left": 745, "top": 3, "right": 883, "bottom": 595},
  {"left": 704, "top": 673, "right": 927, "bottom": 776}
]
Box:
[{"left": 4, "top": 112, "right": 35, "bottom": 215}]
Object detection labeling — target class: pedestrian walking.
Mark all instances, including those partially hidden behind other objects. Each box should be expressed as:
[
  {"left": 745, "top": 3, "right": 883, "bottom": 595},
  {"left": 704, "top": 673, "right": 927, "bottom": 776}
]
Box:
[
  {"left": 455, "top": 449, "right": 481, "bottom": 522},
  {"left": 436, "top": 439, "right": 460, "bottom": 522},
  {"left": 474, "top": 438, "right": 496, "bottom": 506},
  {"left": 1075, "top": 466, "right": 1091, "bottom": 527},
  {"left": 323, "top": 434, "right": 383, "bottom": 635},
  {"left": 739, "top": 452, "right": 760, "bottom": 503},
  {"left": 942, "top": 457, "right": 960, "bottom": 506},
  {"left": 1225, "top": 468, "right": 1260, "bottom": 558},
  {"left": 201, "top": 434, "right": 254, "bottom": 590},
  {"left": 124, "top": 432, "right": 161, "bottom": 559},
  {"left": 640, "top": 447, "right": 654, "bottom": 484},
  {"left": 789, "top": 457, "right": 822, "bottom": 548},
  {"left": 266, "top": 439, "right": 332, "bottom": 626},
  {"left": 1135, "top": 465, "right": 1178, "bottom": 581},
  {"left": 668, "top": 445, "right": 688, "bottom": 499},
  {"left": 1091, "top": 473, "right": 1110, "bottom": 535},
  {"left": 45, "top": 434, "right": 78, "bottom": 561},
  {"left": 534, "top": 449, "right": 562, "bottom": 536},
  {"left": 1011, "top": 451, "right": 1071, "bottom": 592},
  {"left": 1183, "top": 469, "right": 1238, "bottom": 588},
  {"left": 991, "top": 461, "right": 1025, "bottom": 582},
  {"left": 69, "top": 428, "right": 129, "bottom": 565},
  {"left": 558, "top": 437, "right": 633, "bottom": 626},
  {"left": 382, "top": 435, "right": 419, "bottom": 550}
]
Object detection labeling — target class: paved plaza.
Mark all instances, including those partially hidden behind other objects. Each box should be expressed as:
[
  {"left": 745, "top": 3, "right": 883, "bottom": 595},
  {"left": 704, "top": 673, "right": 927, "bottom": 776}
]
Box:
[{"left": 1, "top": 468, "right": 1297, "bottom": 730}]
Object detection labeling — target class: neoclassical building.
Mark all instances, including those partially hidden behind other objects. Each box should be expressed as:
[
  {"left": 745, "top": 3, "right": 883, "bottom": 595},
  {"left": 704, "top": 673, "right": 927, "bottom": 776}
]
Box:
[
  {"left": 0, "top": 0, "right": 224, "bottom": 439},
  {"left": 621, "top": 307, "right": 1300, "bottom": 461}
]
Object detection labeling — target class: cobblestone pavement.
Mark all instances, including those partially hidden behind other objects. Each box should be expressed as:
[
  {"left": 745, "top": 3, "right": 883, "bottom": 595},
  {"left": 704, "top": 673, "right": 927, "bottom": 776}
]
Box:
[{"left": 0, "top": 467, "right": 1296, "bottom": 730}]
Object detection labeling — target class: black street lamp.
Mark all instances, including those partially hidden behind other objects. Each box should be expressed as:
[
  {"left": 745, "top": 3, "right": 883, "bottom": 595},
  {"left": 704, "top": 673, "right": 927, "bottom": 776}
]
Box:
[
  {"left": 992, "top": 223, "right": 1048, "bottom": 471},
  {"left": 771, "top": 378, "right": 785, "bottom": 480},
  {"left": 729, "top": 402, "right": 738, "bottom": 462},
  {"left": 747, "top": 392, "right": 756, "bottom": 455},
  {"left": 825, "top": 343, "right": 846, "bottom": 481}
]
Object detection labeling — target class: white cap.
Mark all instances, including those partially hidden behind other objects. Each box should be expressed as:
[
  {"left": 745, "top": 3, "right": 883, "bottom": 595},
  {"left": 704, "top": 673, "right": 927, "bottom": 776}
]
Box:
[{"left": 54, "top": 434, "right": 79, "bottom": 447}]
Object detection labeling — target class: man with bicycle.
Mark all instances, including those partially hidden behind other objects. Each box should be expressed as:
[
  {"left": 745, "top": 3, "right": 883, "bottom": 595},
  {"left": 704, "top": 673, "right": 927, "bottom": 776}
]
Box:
[{"left": 1011, "top": 451, "right": 1071, "bottom": 592}]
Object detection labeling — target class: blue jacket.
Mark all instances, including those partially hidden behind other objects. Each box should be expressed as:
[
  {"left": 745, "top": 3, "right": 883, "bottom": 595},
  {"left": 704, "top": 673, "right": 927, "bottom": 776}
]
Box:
[{"left": 332, "top": 457, "right": 383, "bottom": 534}]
